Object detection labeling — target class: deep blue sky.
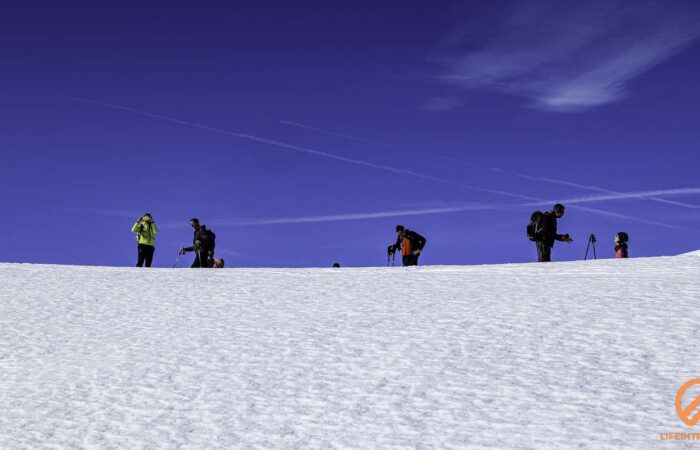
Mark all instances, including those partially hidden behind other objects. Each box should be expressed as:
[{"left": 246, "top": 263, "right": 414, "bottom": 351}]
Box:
[{"left": 2, "top": 0, "right": 700, "bottom": 267}]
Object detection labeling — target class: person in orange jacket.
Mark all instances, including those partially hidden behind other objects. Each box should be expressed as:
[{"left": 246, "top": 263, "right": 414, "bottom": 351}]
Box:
[
  {"left": 615, "top": 232, "right": 629, "bottom": 258},
  {"left": 389, "top": 225, "right": 426, "bottom": 266}
]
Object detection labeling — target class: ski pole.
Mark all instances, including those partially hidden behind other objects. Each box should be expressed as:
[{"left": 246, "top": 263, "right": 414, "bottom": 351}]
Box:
[{"left": 173, "top": 249, "right": 184, "bottom": 268}]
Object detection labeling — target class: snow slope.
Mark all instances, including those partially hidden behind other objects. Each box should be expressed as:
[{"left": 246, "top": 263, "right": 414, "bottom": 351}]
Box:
[{"left": 1, "top": 256, "right": 699, "bottom": 449}]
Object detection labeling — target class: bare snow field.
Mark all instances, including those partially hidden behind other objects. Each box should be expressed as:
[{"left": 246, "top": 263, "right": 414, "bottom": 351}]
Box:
[{"left": 1, "top": 256, "right": 699, "bottom": 449}]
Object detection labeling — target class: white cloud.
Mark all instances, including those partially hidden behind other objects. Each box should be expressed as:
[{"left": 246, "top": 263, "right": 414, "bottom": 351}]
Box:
[{"left": 438, "top": 0, "right": 700, "bottom": 111}]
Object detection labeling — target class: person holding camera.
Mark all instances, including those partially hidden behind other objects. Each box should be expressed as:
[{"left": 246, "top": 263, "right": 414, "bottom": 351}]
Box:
[
  {"left": 388, "top": 225, "right": 426, "bottom": 266},
  {"left": 131, "top": 213, "right": 158, "bottom": 267}
]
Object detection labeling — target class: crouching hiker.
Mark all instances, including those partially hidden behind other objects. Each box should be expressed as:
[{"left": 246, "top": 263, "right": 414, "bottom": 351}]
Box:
[
  {"left": 615, "top": 232, "right": 629, "bottom": 258},
  {"left": 132, "top": 213, "right": 158, "bottom": 267},
  {"left": 389, "top": 225, "right": 426, "bottom": 266},
  {"left": 180, "top": 218, "right": 216, "bottom": 268}
]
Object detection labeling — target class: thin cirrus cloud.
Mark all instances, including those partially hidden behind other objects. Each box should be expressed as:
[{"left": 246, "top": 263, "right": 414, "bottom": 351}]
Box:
[{"left": 437, "top": 0, "right": 700, "bottom": 111}]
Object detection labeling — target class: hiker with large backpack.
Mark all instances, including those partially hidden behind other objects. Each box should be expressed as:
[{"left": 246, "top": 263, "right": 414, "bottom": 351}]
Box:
[
  {"left": 131, "top": 213, "right": 158, "bottom": 267},
  {"left": 527, "top": 204, "right": 573, "bottom": 262},
  {"left": 388, "top": 225, "right": 426, "bottom": 266},
  {"left": 615, "top": 232, "right": 629, "bottom": 258},
  {"left": 180, "top": 218, "right": 216, "bottom": 268}
]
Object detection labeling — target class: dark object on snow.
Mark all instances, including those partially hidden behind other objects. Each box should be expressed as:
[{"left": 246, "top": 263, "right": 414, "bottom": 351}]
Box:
[
  {"left": 332, "top": 263, "right": 341, "bottom": 268},
  {"left": 585, "top": 234, "right": 597, "bottom": 260}
]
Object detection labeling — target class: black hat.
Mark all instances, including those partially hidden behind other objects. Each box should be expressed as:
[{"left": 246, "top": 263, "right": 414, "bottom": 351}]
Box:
[
  {"left": 190, "top": 218, "right": 199, "bottom": 224},
  {"left": 396, "top": 225, "right": 405, "bottom": 232},
  {"left": 553, "top": 204, "right": 565, "bottom": 212}
]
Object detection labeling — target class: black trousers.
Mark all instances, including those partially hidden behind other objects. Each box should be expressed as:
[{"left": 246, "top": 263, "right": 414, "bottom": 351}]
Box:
[
  {"left": 402, "top": 254, "right": 420, "bottom": 266},
  {"left": 137, "top": 244, "right": 155, "bottom": 267},
  {"left": 536, "top": 241, "right": 552, "bottom": 262},
  {"left": 191, "top": 249, "right": 212, "bottom": 268}
]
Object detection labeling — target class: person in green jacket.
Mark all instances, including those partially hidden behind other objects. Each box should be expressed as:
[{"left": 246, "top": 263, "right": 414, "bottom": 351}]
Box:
[{"left": 131, "top": 213, "right": 158, "bottom": 267}]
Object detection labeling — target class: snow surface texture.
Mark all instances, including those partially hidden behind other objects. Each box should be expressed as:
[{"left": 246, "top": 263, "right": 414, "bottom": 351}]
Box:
[{"left": 1, "top": 256, "right": 699, "bottom": 449}]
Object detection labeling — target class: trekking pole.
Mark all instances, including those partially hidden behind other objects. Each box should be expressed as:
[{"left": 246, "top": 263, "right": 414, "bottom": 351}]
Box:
[{"left": 173, "top": 249, "right": 184, "bottom": 268}]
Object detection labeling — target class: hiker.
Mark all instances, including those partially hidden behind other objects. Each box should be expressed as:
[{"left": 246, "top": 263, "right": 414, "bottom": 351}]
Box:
[
  {"left": 389, "top": 225, "right": 426, "bottom": 266},
  {"left": 529, "top": 204, "right": 573, "bottom": 262},
  {"left": 131, "top": 213, "right": 158, "bottom": 267},
  {"left": 615, "top": 232, "right": 629, "bottom": 258},
  {"left": 180, "top": 218, "right": 216, "bottom": 268}
]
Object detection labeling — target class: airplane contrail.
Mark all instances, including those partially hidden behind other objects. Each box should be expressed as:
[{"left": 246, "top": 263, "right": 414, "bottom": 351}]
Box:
[
  {"left": 514, "top": 172, "right": 700, "bottom": 209},
  {"left": 196, "top": 187, "right": 699, "bottom": 230},
  {"left": 279, "top": 120, "right": 397, "bottom": 149},
  {"left": 434, "top": 153, "right": 700, "bottom": 209},
  {"left": 51, "top": 93, "right": 695, "bottom": 231},
  {"left": 46, "top": 93, "right": 563, "bottom": 201}
]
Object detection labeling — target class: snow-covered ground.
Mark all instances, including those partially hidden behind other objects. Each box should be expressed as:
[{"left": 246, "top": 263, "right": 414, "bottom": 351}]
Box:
[{"left": 1, "top": 256, "right": 699, "bottom": 449}]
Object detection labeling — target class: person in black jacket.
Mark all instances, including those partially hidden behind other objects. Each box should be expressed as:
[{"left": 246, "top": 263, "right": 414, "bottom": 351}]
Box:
[
  {"left": 389, "top": 225, "right": 427, "bottom": 266},
  {"left": 536, "top": 204, "right": 573, "bottom": 262},
  {"left": 180, "top": 218, "right": 216, "bottom": 268}
]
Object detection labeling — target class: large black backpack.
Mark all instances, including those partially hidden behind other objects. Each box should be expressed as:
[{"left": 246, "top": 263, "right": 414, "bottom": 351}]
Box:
[
  {"left": 526, "top": 211, "right": 545, "bottom": 242},
  {"left": 206, "top": 229, "right": 216, "bottom": 250}
]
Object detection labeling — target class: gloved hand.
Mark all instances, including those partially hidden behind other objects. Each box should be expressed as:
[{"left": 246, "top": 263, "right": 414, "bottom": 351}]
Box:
[
  {"left": 413, "top": 249, "right": 422, "bottom": 255},
  {"left": 196, "top": 240, "right": 202, "bottom": 246},
  {"left": 179, "top": 247, "right": 186, "bottom": 253},
  {"left": 562, "top": 234, "right": 573, "bottom": 243}
]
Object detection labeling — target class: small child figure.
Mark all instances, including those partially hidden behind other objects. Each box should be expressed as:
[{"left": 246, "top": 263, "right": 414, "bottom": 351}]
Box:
[{"left": 615, "top": 232, "right": 629, "bottom": 258}]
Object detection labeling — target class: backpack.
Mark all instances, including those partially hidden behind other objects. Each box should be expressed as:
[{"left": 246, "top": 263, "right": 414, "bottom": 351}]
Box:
[
  {"left": 205, "top": 229, "right": 216, "bottom": 250},
  {"left": 526, "top": 211, "right": 545, "bottom": 242},
  {"left": 616, "top": 232, "right": 629, "bottom": 243}
]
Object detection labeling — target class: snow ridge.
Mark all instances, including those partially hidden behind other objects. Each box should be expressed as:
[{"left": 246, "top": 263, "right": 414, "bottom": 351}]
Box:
[{"left": 1, "top": 257, "right": 698, "bottom": 448}]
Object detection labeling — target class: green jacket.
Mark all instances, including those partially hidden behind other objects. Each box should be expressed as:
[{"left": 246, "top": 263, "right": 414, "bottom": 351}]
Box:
[{"left": 131, "top": 220, "right": 158, "bottom": 246}]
